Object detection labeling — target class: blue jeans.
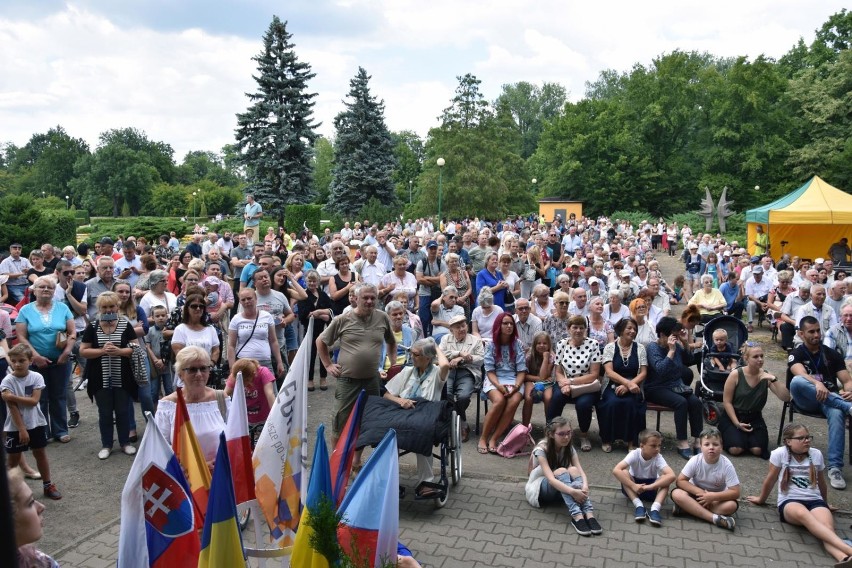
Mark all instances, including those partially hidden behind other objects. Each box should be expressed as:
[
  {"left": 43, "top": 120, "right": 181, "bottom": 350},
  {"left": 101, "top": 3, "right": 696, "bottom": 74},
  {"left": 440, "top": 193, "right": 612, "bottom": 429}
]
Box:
[
  {"left": 36, "top": 361, "right": 70, "bottom": 440},
  {"left": 538, "top": 472, "right": 593, "bottom": 517},
  {"left": 418, "top": 295, "right": 433, "bottom": 337},
  {"left": 790, "top": 375, "right": 851, "bottom": 470},
  {"left": 128, "top": 359, "right": 156, "bottom": 430},
  {"left": 7, "top": 284, "right": 28, "bottom": 305},
  {"left": 150, "top": 370, "right": 174, "bottom": 401}
]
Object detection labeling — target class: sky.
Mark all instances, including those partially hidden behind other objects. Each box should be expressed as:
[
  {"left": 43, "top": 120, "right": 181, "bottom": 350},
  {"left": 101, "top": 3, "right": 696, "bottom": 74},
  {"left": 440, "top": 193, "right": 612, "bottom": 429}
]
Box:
[{"left": 0, "top": 0, "right": 847, "bottom": 161}]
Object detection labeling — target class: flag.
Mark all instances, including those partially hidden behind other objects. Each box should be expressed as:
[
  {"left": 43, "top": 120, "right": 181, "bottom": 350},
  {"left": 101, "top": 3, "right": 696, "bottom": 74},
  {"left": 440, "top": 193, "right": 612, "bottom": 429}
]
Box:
[
  {"left": 173, "top": 387, "right": 212, "bottom": 527},
  {"left": 337, "top": 430, "right": 399, "bottom": 567},
  {"left": 225, "top": 371, "right": 255, "bottom": 506},
  {"left": 198, "top": 432, "right": 246, "bottom": 568},
  {"left": 118, "top": 412, "right": 199, "bottom": 568},
  {"left": 252, "top": 318, "right": 312, "bottom": 549},
  {"left": 290, "top": 424, "right": 333, "bottom": 568},
  {"left": 330, "top": 390, "right": 366, "bottom": 507}
]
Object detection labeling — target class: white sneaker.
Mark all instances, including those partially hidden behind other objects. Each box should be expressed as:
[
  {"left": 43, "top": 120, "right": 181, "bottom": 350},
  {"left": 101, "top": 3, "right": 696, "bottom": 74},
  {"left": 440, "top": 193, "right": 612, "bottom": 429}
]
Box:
[
  {"left": 98, "top": 448, "right": 111, "bottom": 460},
  {"left": 828, "top": 467, "right": 847, "bottom": 490},
  {"left": 123, "top": 445, "right": 137, "bottom": 456}
]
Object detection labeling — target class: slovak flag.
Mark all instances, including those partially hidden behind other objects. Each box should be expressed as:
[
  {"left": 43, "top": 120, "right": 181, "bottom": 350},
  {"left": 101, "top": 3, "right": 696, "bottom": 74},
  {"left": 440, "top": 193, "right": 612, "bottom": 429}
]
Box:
[
  {"left": 336, "top": 430, "right": 399, "bottom": 567},
  {"left": 117, "top": 412, "right": 199, "bottom": 568},
  {"left": 225, "top": 371, "right": 255, "bottom": 506}
]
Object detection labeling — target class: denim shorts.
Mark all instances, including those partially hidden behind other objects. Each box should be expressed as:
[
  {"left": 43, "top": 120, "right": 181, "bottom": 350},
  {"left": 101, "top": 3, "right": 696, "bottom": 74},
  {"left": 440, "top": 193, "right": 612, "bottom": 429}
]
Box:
[{"left": 284, "top": 323, "right": 298, "bottom": 351}]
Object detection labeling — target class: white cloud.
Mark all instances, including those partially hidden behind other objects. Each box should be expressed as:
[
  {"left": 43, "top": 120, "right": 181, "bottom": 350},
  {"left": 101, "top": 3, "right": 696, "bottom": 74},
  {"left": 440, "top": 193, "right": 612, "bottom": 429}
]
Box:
[{"left": 0, "top": 0, "right": 847, "bottom": 160}]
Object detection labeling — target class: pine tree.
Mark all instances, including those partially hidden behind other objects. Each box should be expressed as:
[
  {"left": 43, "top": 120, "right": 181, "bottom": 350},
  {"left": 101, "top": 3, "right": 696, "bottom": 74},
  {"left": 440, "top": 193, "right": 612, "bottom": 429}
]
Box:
[
  {"left": 235, "top": 16, "right": 319, "bottom": 226},
  {"left": 328, "top": 67, "right": 398, "bottom": 217}
]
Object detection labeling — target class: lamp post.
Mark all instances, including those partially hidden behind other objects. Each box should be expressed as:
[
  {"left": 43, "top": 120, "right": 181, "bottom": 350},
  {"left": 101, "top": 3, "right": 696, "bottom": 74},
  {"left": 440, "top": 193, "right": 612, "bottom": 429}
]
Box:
[
  {"left": 436, "top": 158, "right": 445, "bottom": 223},
  {"left": 409, "top": 180, "right": 413, "bottom": 204},
  {"left": 65, "top": 195, "right": 70, "bottom": 209},
  {"left": 531, "top": 178, "right": 537, "bottom": 193},
  {"left": 41, "top": 191, "right": 46, "bottom": 199},
  {"left": 192, "top": 191, "right": 197, "bottom": 223}
]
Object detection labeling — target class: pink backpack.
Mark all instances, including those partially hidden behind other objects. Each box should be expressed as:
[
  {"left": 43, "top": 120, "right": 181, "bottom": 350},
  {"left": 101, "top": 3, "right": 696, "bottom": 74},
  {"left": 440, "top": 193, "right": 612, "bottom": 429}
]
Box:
[{"left": 497, "top": 423, "right": 535, "bottom": 458}]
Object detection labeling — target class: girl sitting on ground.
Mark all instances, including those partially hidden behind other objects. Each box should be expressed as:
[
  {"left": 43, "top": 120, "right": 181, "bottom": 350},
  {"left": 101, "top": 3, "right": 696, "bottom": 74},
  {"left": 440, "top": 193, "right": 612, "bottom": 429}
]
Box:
[
  {"left": 748, "top": 423, "right": 852, "bottom": 568},
  {"left": 525, "top": 416, "right": 603, "bottom": 537}
]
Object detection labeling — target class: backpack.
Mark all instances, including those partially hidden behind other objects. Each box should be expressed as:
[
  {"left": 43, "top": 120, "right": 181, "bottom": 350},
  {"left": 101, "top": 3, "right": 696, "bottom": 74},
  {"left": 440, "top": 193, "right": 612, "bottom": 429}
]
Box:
[
  {"left": 129, "top": 341, "right": 150, "bottom": 386},
  {"left": 496, "top": 422, "right": 535, "bottom": 458}
]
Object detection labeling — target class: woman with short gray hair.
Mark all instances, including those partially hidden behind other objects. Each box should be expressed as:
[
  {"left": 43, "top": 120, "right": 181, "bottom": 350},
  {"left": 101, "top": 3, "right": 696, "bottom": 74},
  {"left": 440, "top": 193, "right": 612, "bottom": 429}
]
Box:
[{"left": 472, "top": 286, "right": 504, "bottom": 339}]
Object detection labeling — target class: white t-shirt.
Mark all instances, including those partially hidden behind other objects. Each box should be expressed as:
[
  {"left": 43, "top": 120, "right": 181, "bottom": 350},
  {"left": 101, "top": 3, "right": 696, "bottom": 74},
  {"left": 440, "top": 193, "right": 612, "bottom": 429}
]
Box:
[
  {"left": 229, "top": 310, "right": 275, "bottom": 361},
  {"left": 770, "top": 446, "right": 825, "bottom": 504},
  {"left": 623, "top": 448, "right": 669, "bottom": 480},
  {"left": 1, "top": 372, "right": 48, "bottom": 431},
  {"left": 171, "top": 325, "right": 220, "bottom": 388},
  {"left": 139, "top": 291, "right": 177, "bottom": 318},
  {"left": 472, "top": 305, "right": 504, "bottom": 337},
  {"left": 681, "top": 453, "right": 740, "bottom": 492}
]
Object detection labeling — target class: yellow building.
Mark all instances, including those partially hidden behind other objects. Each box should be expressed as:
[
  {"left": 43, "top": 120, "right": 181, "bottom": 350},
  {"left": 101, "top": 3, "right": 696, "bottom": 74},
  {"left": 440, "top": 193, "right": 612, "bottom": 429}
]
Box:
[{"left": 538, "top": 198, "right": 584, "bottom": 223}]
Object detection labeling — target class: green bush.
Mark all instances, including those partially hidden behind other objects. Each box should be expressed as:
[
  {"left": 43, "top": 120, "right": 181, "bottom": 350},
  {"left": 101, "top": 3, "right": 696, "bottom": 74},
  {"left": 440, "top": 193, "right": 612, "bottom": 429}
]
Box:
[
  {"left": 84, "top": 217, "right": 191, "bottom": 245},
  {"left": 286, "top": 204, "right": 322, "bottom": 234},
  {"left": 0, "top": 195, "right": 76, "bottom": 250},
  {"left": 75, "top": 209, "right": 91, "bottom": 226}
]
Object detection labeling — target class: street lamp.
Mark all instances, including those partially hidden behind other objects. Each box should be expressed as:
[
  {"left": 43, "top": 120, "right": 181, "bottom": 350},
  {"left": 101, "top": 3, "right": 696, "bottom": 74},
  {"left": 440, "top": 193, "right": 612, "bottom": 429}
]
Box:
[
  {"left": 531, "top": 178, "right": 537, "bottom": 193},
  {"left": 436, "top": 158, "right": 445, "bottom": 223},
  {"left": 409, "top": 180, "right": 413, "bottom": 204},
  {"left": 41, "top": 191, "right": 46, "bottom": 199},
  {"left": 65, "top": 195, "right": 70, "bottom": 209},
  {"left": 192, "top": 191, "right": 197, "bottom": 223}
]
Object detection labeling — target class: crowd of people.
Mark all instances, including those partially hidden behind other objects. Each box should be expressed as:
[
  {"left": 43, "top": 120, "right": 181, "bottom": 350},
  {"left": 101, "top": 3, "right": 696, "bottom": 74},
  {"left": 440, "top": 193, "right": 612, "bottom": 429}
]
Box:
[{"left": 6, "top": 203, "right": 852, "bottom": 566}]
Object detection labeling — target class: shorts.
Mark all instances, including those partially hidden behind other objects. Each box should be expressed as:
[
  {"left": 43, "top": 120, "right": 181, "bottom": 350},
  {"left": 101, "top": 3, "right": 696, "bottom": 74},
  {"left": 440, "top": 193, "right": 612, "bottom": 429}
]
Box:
[
  {"left": 4, "top": 426, "right": 48, "bottom": 453},
  {"left": 622, "top": 476, "right": 660, "bottom": 502},
  {"left": 686, "top": 271, "right": 701, "bottom": 282},
  {"left": 333, "top": 375, "right": 381, "bottom": 435},
  {"left": 778, "top": 498, "right": 829, "bottom": 523}
]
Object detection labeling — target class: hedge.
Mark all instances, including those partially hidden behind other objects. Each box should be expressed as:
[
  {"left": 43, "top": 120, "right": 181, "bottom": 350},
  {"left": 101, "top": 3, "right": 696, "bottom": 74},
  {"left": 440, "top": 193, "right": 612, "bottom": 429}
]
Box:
[
  {"left": 0, "top": 195, "right": 76, "bottom": 251},
  {"left": 286, "top": 204, "right": 322, "bottom": 235}
]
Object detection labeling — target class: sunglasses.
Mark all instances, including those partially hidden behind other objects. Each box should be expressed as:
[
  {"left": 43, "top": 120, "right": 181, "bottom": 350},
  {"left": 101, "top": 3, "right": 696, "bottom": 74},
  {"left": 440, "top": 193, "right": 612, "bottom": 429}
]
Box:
[
  {"left": 184, "top": 365, "right": 212, "bottom": 374},
  {"left": 188, "top": 304, "right": 205, "bottom": 310}
]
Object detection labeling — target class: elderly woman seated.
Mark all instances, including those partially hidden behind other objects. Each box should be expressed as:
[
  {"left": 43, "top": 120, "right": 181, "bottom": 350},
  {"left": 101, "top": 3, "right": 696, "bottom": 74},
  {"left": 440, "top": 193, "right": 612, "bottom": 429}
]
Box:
[
  {"left": 383, "top": 338, "right": 450, "bottom": 498},
  {"left": 688, "top": 274, "right": 727, "bottom": 324},
  {"left": 380, "top": 300, "right": 417, "bottom": 380}
]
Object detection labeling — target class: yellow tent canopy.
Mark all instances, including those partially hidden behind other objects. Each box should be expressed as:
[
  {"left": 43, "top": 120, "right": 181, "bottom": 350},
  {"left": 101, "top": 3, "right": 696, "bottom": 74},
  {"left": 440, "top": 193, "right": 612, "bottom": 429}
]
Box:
[{"left": 745, "top": 176, "right": 852, "bottom": 262}]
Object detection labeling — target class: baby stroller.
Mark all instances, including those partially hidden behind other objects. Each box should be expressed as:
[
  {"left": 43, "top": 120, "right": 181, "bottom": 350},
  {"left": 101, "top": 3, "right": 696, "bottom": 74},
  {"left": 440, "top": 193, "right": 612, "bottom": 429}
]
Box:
[
  {"left": 357, "top": 396, "right": 463, "bottom": 508},
  {"left": 697, "top": 315, "right": 748, "bottom": 426}
]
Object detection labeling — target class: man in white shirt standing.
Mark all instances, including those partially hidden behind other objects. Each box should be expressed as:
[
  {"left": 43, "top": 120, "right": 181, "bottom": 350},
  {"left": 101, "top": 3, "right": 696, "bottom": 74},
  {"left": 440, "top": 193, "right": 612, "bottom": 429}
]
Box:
[
  {"left": 357, "top": 246, "right": 385, "bottom": 287},
  {"left": 375, "top": 231, "right": 397, "bottom": 273}
]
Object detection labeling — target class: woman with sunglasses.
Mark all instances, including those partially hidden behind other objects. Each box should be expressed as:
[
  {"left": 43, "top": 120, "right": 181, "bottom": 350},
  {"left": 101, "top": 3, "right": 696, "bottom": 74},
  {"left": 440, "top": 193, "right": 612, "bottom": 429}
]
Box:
[
  {"left": 543, "top": 290, "right": 572, "bottom": 348},
  {"left": 80, "top": 292, "right": 138, "bottom": 459},
  {"left": 155, "top": 346, "right": 230, "bottom": 469},
  {"left": 171, "top": 290, "right": 220, "bottom": 388}
]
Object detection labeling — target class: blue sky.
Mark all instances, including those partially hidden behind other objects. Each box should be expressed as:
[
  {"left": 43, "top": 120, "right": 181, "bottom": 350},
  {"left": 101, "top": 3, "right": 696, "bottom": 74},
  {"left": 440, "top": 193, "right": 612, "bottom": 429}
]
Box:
[{"left": 0, "top": 1, "right": 847, "bottom": 161}]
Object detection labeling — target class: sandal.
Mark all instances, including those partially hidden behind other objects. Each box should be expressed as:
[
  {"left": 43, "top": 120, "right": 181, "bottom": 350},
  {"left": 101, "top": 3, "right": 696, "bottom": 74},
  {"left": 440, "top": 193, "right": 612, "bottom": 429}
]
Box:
[
  {"left": 488, "top": 446, "right": 499, "bottom": 454},
  {"left": 601, "top": 443, "right": 612, "bottom": 453},
  {"left": 580, "top": 437, "right": 592, "bottom": 452},
  {"left": 477, "top": 445, "right": 489, "bottom": 455},
  {"left": 416, "top": 486, "right": 440, "bottom": 499}
]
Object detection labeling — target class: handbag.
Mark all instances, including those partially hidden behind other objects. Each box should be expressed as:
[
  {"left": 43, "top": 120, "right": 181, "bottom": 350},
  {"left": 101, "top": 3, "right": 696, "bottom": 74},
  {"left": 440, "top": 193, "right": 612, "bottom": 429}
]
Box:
[
  {"left": 55, "top": 331, "right": 68, "bottom": 350},
  {"left": 497, "top": 422, "right": 535, "bottom": 458},
  {"left": 672, "top": 382, "right": 694, "bottom": 396},
  {"left": 522, "top": 263, "right": 536, "bottom": 281},
  {"left": 129, "top": 341, "right": 150, "bottom": 386},
  {"left": 569, "top": 378, "right": 601, "bottom": 397}
]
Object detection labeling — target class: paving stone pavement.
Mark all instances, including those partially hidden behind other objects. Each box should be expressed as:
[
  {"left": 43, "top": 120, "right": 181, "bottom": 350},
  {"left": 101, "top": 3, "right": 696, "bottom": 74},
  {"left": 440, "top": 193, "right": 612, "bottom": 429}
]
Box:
[{"left": 53, "top": 470, "right": 847, "bottom": 567}]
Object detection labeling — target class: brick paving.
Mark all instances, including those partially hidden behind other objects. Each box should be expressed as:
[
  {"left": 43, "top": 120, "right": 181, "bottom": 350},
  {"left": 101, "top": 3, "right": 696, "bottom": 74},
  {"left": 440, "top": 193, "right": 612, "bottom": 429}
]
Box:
[{"left": 53, "top": 471, "right": 846, "bottom": 567}]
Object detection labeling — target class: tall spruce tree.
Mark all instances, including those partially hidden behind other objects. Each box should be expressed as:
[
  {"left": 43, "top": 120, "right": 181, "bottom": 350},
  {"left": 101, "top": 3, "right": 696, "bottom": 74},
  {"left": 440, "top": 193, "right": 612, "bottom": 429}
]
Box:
[
  {"left": 235, "top": 16, "right": 319, "bottom": 226},
  {"left": 328, "top": 67, "right": 398, "bottom": 216}
]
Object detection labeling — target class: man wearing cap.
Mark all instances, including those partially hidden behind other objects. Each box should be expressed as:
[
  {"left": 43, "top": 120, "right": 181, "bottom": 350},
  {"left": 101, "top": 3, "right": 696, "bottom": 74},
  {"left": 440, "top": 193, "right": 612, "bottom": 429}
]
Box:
[
  {"left": 829, "top": 238, "right": 851, "bottom": 265},
  {"left": 440, "top": 314, "right": 485, "bottom": 442},
  {"left": 744, "top": 264, "right": 773, "bottom": 333},
  {"left": 114, "top": 241, "right": 142, "bottom": 287},
  {"left": 416, "top": 241, "right": 442, "bottom": 335},
  {"left": 0, "top": 243, "right": 32, "bottom": 304},
  {"left": 587, "top": 276, "right": 604, "bottom": 300},
  {"left": 243, "top": 194, "right": 263, "bottom": 234},
  {"left": 97, "top": 237, "right": 123, "bottom": 262},
  {"left": 774, "top": 281, "right": 811, "bottom": 351}
]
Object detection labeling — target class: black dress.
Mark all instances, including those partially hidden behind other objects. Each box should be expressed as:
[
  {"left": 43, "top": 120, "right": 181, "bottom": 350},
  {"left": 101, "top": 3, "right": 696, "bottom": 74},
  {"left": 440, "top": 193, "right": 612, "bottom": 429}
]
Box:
[
  {"left": 296, "top": 289, "right": 334, "bottom": 380},
  {"left": 597, "top": 342, "right": 647, "bottom": 446},
  {"left": 330, "top": 273, "right": 354, "bottom": 315}
]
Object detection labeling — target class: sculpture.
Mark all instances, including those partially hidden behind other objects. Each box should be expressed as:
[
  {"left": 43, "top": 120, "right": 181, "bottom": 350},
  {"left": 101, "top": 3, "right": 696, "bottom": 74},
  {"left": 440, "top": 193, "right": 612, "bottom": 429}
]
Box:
[
  {"left": 699, "top": 186, "right": 715, "bottom": 232},
  {"left": 717, "top": 186, "right": 735, "bottom": 234}
]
